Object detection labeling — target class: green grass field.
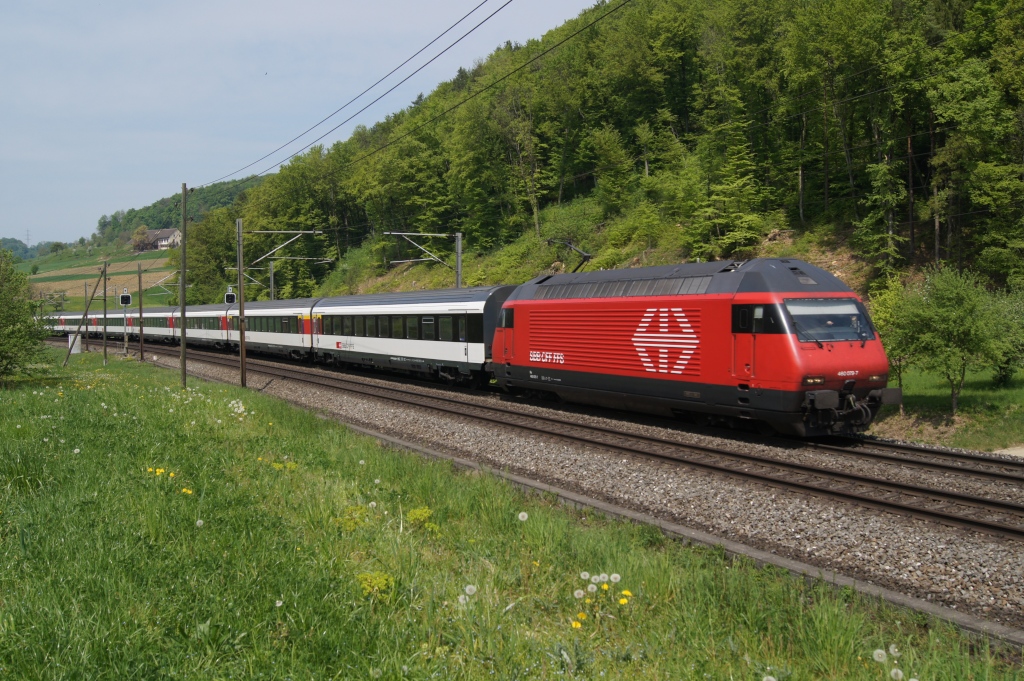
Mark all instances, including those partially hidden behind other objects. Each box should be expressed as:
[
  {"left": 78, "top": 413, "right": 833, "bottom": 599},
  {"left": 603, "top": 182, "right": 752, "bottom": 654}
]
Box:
[
  {"left": 1, "top": 352, "right": 1019, "bottom": 679},
  {"left": 18, "top": 247, "right": 168, "bottom": 275},
  {"left": 874, "top": 367, "right": 1024, "bottom": 451}
]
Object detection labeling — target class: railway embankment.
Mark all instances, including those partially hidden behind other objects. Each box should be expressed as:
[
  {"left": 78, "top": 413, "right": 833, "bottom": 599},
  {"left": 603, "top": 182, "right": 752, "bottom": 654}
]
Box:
[{"left": 2, "top": 350, "right": 1021, "bottom": 677}]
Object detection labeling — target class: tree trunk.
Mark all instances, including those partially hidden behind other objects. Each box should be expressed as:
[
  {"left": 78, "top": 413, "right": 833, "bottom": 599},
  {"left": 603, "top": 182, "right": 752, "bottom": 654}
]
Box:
[
  {"left": 823, "top": 85, "right": 829, "bottom": 212},
  {"left": 799, "top": 113, "right": 806, "bottom": 225},
  {"left": 828, "top": 80, "right": 857, "bottom": 220},
  {"left": 907, "top": 112, "right": 914, "bottom": 258}
]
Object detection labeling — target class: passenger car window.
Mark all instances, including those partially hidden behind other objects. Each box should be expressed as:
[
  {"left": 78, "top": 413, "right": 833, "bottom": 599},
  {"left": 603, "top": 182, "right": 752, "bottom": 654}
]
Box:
[
  {"left": 391, "top": 316, "right": 404, "bottom": 338},
  {"left": 439, "top": 316, "right": 453, "bottom": 342},
  {"left": 406, "top": 316, "right": 419, "bottom": 339},
  {"left": 422, "top": 317, "right": 435, "bottom": 340}
]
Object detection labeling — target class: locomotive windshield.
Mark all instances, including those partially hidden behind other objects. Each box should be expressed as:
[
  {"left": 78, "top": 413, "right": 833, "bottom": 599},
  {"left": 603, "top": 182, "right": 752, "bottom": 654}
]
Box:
[{"left": 783, "top": 298, "right": 875, "bottom": 343}]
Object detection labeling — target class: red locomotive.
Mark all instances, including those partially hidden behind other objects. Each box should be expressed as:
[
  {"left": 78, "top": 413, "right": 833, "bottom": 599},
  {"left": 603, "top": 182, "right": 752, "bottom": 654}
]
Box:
[{"left": 492, "top": 258, "right": 900, "bottom": 436}]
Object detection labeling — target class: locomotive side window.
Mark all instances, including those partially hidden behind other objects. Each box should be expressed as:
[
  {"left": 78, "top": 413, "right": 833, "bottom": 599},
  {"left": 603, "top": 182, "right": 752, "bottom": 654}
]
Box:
[
  {"left": 732, "top": 304, "right": 787, "bottom": 334},
  {"left": 439, "top": 316, "right": 453, "bottom": 342},
  {"left": 498, "top": 307, "right": 514, "bottom": 328},
  {"left": 406, "top": 316, "right": 419, "bottom": 339},
  {"left": 422, "top": 317, "right": 435, "bottom": 340}
]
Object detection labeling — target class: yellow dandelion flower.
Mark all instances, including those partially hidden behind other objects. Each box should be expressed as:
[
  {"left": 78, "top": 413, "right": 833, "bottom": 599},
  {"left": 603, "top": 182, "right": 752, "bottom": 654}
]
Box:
[
  {"left": 257, "top": 457, "right": 263, "bottom": 461},
  {"left": 269, "top": 423, "right": 273, "bottom": 426},
  {"left": 156, "top": 468, "right": 165, "bottom": 476},
  {"left": 576, "top": 612, "right": 586, "bottom": 620},
  {"left": 621, "top": 590, "right": 633, "bottom": 597},
  {"left": 619, "top": 598, "right": 629, "bottom": 605},
  {"left": 571, "top": 621, "right": 582, "bottom": 629},
  {"left": 585, "top": 598, "right": 592, "bottom": 604},
  {"left": 272, "top": 462, "right": 284, "bottom": 470},
  {"left": 169, "top": 472, "right": 175, "bottom": 478},
  {"left": 533, "top": 561, "right": 539, "bottom": 567},
  {"left": 601, "top": 583, "right": 609, "bottom": 591},
  {"left": 147, "top": 468, "right": 153, "bottom": 472}
]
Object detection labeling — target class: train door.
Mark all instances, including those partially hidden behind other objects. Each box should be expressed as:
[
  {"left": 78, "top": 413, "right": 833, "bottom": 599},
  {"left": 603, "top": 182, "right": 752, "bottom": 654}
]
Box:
[
  {"left": 732, "top": 304, "right": 756, "bottom": 379},
  {"left": 498, "top": 307, "right": 514, "bottom": 363}
]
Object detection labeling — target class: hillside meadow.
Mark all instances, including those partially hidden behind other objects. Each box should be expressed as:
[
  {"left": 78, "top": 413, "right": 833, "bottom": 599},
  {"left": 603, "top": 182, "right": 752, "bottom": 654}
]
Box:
[{"left": 0, "top": 350, "right": 1020, "bottom": 679}]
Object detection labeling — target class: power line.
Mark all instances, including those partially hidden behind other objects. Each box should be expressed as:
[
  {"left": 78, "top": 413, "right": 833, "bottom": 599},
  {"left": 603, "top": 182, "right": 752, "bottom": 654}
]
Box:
[
  {"left": 268, "top": 0, "right": 640, "bottom": 180},
  {"left": 206, "top": 0, "right": 515, "bottom": 187},
  {"left": 201, "top": 0, "right": 494, "bottom": 187}
]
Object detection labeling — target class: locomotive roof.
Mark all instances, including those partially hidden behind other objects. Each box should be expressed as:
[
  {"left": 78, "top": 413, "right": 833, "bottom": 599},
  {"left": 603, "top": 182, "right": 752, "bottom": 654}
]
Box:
[
  {"left": 316, "top": 285, "right": 515, "bottom": 309},
  {"left": 509, "top": 258, "right": 853, "bottom": 301}
]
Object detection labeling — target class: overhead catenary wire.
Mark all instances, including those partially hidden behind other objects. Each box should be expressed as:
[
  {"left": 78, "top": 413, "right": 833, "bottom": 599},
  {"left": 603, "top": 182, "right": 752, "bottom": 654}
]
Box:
[
  {"left": 204, "top": 0, "right": 515, "bottom": 187},
  {"left": 259, "top": 0, "right": 641, "bottom": 180}
]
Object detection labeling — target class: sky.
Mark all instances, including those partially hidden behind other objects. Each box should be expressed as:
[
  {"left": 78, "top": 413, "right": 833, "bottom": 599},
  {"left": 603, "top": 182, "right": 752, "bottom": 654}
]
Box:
[{"left": 0, "top": 0, "right": 598, "bottom": 246}]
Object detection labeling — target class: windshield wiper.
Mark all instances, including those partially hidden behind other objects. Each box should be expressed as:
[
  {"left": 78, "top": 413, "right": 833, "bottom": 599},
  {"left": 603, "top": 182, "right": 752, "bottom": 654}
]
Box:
[{"left": 793, "top": 321, "right": 824, "bottom": 348}]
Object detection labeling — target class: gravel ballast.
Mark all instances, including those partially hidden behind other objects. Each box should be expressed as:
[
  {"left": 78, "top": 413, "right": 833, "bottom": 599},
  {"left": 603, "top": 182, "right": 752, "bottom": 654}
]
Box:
[{"left": 149, "top": 352, "right": 1024, "bottom": 630}]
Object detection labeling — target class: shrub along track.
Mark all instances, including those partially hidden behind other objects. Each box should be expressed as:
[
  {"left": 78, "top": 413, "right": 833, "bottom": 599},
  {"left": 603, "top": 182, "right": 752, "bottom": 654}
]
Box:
[{"left": 120, "top": 343, "right": 1024, "bottom": 543}]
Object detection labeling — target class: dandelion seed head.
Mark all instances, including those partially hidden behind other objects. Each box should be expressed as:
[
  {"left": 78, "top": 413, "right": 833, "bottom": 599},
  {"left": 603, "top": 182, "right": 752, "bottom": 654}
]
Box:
[
  {"left": 599, "top": 573, "right": 608, "bottom": 582},
  {"left": 275, "top": 600, "right": 283, "bottom": 608},
  {"left": 73, "top": 448, "right": 80, "bottom": 454},
  {"left": 873, "top": 649, "right": 887, "bottom": 663},
  {"left": 888, "top": 644, "right": 901, "bottom": 658},
  {"left": 464, "top": 585, "right": 477, "bottom": 596},
  {"left": 763, "top": 677, "right": 777, "bottom": 681},
  {"left": 518, "top": 511, "right": 528, "bottom": 521},
  {"left": 196, "top": 519, "right": 204, "bottom": 528},
  {"left": 580, "top": 571, "right": 590, "bottom": 580},
  {"left": 890, "top": 670, "right": 904, "bottom": 680},
  {"left": 574, "top": 590, "right": 585, "bottom": 599},
  {"left": 587, "top": 584, "right": 597, "bottom": 593},
  {"left": 359, "top": 460, "right": 365, "bottom": 465},
  {"left": 375, "top": 479, "right": 380, "bottom": 484},
  {"left": 369, "top": 502, "right": 377, "bottom": 509},
  {"left": 610, "top": 573, "right": 621, "bottom": 583},
  {"left": 591, "top": 575, "right": 600, "bottom": 583},
  {"left": 458, "top": 594, "right": 468, "bottom": 605}
]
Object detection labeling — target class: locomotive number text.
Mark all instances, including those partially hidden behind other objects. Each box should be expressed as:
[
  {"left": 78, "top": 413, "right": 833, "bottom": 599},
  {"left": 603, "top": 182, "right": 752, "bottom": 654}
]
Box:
[
  {"left": 837, "top": 370, "right": 859, "bottom": 377},
  {"left": 530, "top": 350, "right": 565, "bottom": 364}
]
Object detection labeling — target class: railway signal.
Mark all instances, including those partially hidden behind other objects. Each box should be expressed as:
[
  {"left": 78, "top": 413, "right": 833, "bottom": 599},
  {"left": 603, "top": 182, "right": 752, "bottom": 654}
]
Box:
[{"left": 225, "top": 287, "right": 236, "bottom": 305}]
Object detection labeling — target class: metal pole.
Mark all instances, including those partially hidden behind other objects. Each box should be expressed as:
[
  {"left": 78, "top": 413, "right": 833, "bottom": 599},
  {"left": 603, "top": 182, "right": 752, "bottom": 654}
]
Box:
[
  {"left": 180, "top": 182, "right": 187, "bottom": 389},
  {"left": 138, "top": 262, "right": 145, "bottom": 362},
  {"left": 236, "top": 218, "right": 247, "bottom": 388},
  {"left": 62, "top": 270, "right": 105, "bottom": 368},
  {"left": 102, "top": 262, "right": 108, "bottom": 365},
  {"left": 83, "top": 281, "right": 89, "bottom": 352},
  {"left": 269, "top": 260, "right": 274, "bottom": 301},
  {"left": 455, "top": 232, "right": 462, "bottom": 289}
]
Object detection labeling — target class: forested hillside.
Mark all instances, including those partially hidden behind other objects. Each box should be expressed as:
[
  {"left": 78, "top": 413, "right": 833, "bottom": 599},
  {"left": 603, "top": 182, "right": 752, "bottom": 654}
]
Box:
[
  {"left": 178, "top": 0, "right": 1023, "bottom": 303},
  {"left": 94, "top": 176, "right": 264, "bottom": 245}
]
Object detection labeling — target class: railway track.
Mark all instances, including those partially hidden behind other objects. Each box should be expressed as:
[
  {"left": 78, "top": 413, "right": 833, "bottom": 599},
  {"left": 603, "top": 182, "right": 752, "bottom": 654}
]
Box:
[{"left": 111, "top": 341, "right": 1024, "bottom": 543}]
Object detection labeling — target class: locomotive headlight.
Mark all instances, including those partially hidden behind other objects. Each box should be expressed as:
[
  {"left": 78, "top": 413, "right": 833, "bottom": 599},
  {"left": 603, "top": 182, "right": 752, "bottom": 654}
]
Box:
[
  {"left": 868, "top": 374, "right": 887, "bottom": 382},
  {"left": 802, "top": 375, "right": 826, "bottom": 385}
]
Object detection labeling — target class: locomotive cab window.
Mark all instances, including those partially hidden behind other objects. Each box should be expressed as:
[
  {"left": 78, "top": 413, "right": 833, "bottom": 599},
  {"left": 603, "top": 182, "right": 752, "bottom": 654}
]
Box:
[
  {"left": 784, "top": 299, "right": 875, "bottom": 342},
  {"left": 732, "top": 304, "right": 787, "bottom": 334}
]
